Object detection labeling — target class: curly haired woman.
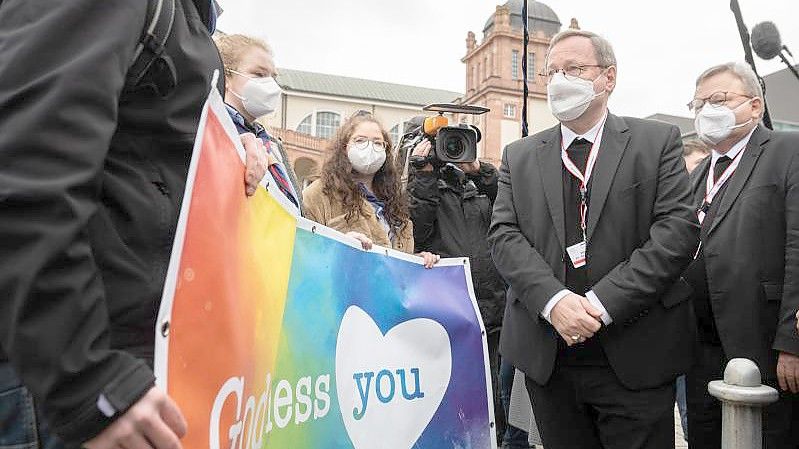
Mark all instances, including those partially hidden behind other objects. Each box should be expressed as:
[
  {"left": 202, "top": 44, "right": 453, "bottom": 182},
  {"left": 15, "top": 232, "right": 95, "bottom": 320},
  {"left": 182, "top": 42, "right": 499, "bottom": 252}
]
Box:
[{"left": 303, "top": 113, "right": 438, "bottom": 268}]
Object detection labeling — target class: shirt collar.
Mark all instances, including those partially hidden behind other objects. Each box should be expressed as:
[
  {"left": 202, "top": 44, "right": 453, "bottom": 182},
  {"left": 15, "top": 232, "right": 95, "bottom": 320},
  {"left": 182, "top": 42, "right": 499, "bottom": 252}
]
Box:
[
  {"left": 225, "top": 103, "right": 268, "bottom": 138},
  {"left": 711, "top": 126, "right": 756, "bottom": 164},
  {"left": 560, "top": 110, "right": 609, "bottom": 148}
]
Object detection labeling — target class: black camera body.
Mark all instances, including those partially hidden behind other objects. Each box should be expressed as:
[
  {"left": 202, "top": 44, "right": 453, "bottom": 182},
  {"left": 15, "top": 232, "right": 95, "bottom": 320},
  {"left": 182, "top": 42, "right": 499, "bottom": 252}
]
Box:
[
  {"left": 430, "top": 124, "right": 481, "bottom": 164},
  {"left": 398, "top": 103, "right": 489, "bottom": 172}
]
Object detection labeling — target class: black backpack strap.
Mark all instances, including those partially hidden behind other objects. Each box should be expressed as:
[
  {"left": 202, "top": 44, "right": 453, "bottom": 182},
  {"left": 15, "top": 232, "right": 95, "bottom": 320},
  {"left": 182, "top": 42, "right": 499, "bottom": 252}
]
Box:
[{"left": 124, "top": 0, "right": 177, "bottom": 97}]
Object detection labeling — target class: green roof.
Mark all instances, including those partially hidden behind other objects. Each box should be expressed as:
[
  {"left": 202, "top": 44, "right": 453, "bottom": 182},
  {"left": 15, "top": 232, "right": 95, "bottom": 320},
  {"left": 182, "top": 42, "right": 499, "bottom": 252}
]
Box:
[{"left": 275, "top": 68, "right": 462, "bottom": 107}]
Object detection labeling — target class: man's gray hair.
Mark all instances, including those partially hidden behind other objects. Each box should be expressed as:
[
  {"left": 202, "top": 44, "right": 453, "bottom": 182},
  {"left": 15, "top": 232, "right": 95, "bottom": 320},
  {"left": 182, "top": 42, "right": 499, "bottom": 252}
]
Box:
[
  {"left": 547, "top": 29, "right": 617, "bottom": 68},
  {"left": 695, "top": 62, "right": 763, "bottom": 99}
]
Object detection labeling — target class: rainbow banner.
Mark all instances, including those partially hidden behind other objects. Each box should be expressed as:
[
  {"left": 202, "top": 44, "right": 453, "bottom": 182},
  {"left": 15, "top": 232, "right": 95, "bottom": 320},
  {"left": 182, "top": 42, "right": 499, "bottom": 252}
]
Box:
[{"left": 154, "top": 83, "right": 496, "bottom": 449}]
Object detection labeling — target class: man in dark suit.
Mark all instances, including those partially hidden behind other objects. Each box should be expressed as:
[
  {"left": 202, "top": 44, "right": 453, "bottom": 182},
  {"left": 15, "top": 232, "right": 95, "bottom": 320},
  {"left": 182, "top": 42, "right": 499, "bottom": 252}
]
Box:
[
  {"left": 683, "top": 62, "right": 799, "bottom": 449},
  {"left": 488, "top": 29, "right": 700, "bottom": 449}
]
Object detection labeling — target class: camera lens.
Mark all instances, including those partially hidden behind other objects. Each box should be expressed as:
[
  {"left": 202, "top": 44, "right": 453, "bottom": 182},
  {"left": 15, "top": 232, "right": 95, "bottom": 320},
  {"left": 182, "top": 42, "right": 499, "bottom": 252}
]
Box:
[{"left": 444, "top": 136, "right": 466, "bottom": 159}]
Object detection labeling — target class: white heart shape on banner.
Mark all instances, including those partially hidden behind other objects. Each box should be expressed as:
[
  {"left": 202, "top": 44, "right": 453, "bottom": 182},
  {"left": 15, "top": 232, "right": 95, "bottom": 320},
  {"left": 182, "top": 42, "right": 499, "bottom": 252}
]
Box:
[{"left": 336, "top": 305, "right": 452, "bottom": 449}]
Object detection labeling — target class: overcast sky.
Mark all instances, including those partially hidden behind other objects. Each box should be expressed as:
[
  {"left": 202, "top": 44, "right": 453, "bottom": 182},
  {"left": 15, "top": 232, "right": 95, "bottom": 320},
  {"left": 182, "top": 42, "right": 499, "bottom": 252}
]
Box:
[{"left": 216, "top": 0, "right": 799, "bottom": 119}]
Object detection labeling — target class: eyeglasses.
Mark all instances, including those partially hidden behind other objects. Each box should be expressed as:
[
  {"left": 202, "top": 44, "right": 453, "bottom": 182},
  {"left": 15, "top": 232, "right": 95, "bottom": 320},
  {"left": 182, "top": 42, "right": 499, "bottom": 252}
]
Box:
[
  {"left": 687, "top": 91, "right": 752, "bottom": 112},
  {"left": 350, "top": 136, "right": 387, "bottom": 151},
  {"left": 540, "top": 64, "right": 606, "bottom": 82}
]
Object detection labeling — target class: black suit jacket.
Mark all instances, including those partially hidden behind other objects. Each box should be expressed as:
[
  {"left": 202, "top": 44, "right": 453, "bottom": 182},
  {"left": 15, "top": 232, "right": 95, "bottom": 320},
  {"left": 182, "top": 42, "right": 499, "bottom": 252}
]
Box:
[
  {"left": 688, "top": 125, "right": 799, "bottom": 378},
  {"left": 489, "top": 113, "right": 700, "bottom": 390}
]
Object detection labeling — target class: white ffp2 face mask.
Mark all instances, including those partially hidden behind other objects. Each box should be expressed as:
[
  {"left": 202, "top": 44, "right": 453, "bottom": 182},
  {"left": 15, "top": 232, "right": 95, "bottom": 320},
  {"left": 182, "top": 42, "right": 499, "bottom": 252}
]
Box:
[
  {"left": 347, "top": 141, "right": 387, "bottom": 175},
  {"left": 547, "top": 72, "right": 606, "bottom": 122},
  {"left": 230, "top": 73, "right": 282, "bottom": 118},
  {"left": 694, "top": 99, "right": 753, "bottom": 145}
]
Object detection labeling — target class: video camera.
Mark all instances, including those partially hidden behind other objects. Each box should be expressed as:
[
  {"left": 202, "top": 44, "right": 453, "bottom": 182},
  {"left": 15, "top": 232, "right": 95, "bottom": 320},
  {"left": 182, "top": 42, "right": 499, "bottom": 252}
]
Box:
[{"left": 397, "top": 103, "right": 489, "bottom": 171}]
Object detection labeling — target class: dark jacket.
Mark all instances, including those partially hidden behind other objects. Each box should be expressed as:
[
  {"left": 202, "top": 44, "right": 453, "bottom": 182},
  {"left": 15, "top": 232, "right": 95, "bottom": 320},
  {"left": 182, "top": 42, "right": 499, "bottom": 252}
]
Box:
[
  {"left": 490, "top": 114, "right": 700, "bottom": 390},
  {"left": 687, "top": 125, "right": 799, "bottom": 378},
  {"left": 409, "top": 162, "right": 506, "bottom": 330},
  {"left": 0, "top": 0, "right": 222, "bottom": 445}
]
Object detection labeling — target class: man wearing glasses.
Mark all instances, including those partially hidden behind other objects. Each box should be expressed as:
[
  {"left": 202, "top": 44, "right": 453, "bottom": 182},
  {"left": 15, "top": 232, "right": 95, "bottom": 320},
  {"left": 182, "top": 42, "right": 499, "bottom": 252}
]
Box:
[
  {"left": 489, "top": 29, "right": 699, "bottom": 449},
  {"left": 682, "top": 62, "right": 799, "bottom": 449}
]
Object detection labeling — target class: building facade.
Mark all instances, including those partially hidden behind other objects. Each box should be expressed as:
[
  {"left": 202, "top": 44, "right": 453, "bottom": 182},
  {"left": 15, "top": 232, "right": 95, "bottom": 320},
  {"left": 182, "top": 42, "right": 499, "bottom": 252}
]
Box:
[
  {"left": 458, "top": 0, "right": 563, "bottom": 167},
  {"left": 263, "top": 0, "right": 566, "bottom": 184},
  {"left": 263, "top": 69, "right": 461, "bottom": 186}
]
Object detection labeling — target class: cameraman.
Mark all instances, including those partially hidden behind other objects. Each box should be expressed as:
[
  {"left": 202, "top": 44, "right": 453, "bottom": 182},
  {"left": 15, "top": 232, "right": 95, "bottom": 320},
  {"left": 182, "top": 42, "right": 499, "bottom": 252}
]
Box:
[{"left": 407, "top": 139, "right": 507, "bottom": 442}]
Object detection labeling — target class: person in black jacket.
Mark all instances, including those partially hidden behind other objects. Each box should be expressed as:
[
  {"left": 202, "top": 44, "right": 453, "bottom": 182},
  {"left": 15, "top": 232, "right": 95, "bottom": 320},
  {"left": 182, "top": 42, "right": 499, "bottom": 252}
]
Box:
[
  {"left": 683, "top": 61, "right": 799, "bottom": 449},
  {"left": 0, "top": 1, "right": 267, "bottom": 447},
  {"left": 407, "top": 139, "right": 508, "bottom": 443}
]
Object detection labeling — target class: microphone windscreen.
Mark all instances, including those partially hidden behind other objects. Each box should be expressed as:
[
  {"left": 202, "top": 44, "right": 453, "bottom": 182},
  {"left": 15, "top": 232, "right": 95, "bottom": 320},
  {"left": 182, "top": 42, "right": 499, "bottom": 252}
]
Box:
[{"left": 751, "top": 21, "right": 782, "bottom": 60}]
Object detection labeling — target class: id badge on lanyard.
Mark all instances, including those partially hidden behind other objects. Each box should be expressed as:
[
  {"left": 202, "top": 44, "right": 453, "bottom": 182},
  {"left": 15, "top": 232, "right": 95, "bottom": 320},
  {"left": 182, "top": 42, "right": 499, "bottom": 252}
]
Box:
[
  {"left": 697, "top": 151, "right": 745, "bottom": 224},
  {"left": 561, "top": 116, "right": 606, "bottom": 268},
  {"left": 693, "top": 149, "right": 746, "bottom": 258}
]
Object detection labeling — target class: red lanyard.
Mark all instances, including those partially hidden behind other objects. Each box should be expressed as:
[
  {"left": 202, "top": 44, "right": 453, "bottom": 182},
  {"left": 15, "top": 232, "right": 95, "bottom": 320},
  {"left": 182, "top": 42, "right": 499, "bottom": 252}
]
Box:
[
  {"left": 560, "top": 114, "right": 607, "bottom": 239},
  {"left": 697, "top": 149, "right": 746, "bottom": 224}
]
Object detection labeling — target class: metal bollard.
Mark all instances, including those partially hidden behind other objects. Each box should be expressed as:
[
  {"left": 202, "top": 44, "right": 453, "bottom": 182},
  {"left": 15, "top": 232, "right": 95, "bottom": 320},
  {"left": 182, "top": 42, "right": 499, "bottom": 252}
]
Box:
[{"left": 707, "top": 358, "right": 779, "bottom": 449}]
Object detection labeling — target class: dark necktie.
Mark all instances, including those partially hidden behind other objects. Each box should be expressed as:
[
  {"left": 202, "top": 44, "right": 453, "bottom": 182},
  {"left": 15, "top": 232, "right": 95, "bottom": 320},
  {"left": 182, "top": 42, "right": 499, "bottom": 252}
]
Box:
[
  {"left": 568, "top": 138, "right": 591, "bottom": 172},
  {"left": 700, "top": 155, "right": 733, "bottom": 237},
  {"left": 561, "top": 137, "right": 607, "bottom": 363},
  {"left": 713, "top": 155, "right": 732, "bottom": 183}
]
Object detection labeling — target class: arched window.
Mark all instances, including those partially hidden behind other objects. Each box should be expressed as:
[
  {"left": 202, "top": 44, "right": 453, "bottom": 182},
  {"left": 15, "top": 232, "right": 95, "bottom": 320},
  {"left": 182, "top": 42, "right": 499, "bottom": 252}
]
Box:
[
  {"left": 297, "top": 114, "right": 313, "bottom": 135},
  {"left": 295, "top": 111, "right": 341, "bottom": 138},
  {"left": 315, "top": 112, "right": 341, "bottom": 139}
]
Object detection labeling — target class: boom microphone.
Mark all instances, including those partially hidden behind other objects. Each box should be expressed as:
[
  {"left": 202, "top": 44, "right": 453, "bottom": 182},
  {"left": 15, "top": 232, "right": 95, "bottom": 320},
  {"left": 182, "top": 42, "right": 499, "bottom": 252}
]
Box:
[{"left": 751, "top": 21, "right": 782, "bottom": 60}]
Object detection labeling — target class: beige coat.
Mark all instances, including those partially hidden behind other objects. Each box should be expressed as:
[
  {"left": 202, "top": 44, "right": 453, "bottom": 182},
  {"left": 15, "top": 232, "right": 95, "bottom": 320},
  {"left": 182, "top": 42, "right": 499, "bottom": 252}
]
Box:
[{"left": 302, "top": 179, "right": 414, "bottom": 253}]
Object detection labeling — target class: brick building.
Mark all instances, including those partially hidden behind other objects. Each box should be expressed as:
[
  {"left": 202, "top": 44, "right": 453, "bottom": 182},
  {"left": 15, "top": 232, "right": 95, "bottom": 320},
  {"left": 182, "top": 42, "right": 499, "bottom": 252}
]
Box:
[
  {"left": 457, "top": 0, "right": 563, "bottom": 167},
  {"left": 263, "top": 0, "right": 567, "bottom": 184}
]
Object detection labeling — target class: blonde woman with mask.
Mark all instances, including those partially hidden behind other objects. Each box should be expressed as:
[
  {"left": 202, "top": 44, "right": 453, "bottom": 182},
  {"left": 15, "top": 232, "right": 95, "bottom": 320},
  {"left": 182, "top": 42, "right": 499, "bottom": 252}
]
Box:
[{"left": 215, "top": 33, "right": 301, "bottom": 212}]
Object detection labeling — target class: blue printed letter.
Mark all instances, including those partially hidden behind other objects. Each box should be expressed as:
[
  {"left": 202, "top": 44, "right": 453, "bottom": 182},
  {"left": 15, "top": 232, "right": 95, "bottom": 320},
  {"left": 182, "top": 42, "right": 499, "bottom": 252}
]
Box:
[
  {"left": 375, "top": 369, "right": 396, "bottom": 404},
  {"left": 397, "top": 368, "right": 425, "bottom": 400},
  {"left": 352, "top": 372, "right": 374, "bottom": 420}
]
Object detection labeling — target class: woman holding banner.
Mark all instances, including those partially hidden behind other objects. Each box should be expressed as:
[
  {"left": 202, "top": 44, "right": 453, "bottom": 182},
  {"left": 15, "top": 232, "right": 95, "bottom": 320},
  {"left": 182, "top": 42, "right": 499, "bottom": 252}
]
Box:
[
  {"left": 304, "top": 113, "right": 439, "bottom": 268},
  {"left": 215, "top": 33, "right": 302, "bottom": 213}
]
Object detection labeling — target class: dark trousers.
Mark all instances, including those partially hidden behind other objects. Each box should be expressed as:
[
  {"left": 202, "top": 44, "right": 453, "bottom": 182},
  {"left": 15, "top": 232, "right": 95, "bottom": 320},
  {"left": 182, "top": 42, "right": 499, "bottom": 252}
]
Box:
[
  {"left": 525, "top": 362, "right": 675, "bottom": 449},
  {"left": 686, "top": 341, "right": 799, "bottom": 449}
]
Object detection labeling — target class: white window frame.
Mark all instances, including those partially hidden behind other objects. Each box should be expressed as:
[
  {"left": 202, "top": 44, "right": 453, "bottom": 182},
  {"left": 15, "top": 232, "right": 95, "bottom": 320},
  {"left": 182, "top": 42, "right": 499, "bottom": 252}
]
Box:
[
  {"left": 527, "top": 52, "right": 535, "bottom": 81},
  {"left": 504, "top": 103, "right": 516, "bottom": 118},
  {"left": 511, "top": 50, "right": 519, "bottom": 80},
  {"left": 296, "top": 113, "right": 313, "bottom": 135},
  {"left": 294, "top": 109, "right": 343, "bottom": 138}
]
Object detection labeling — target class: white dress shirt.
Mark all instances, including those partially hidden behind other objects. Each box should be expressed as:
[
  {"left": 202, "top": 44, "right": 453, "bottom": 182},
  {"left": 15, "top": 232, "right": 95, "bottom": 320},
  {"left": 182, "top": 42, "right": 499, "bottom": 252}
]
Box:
[
  {"left": 542, "top": 111, "right": 612, "bottom": 326},
  {"left": 708, "top": 126, "right": 756, "bottom": 174}
]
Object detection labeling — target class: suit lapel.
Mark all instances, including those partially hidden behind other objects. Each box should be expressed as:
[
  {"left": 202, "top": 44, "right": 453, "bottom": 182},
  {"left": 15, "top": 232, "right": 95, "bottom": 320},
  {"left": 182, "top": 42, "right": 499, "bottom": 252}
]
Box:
[
  {"left": 706, "top": 125, "right": 770, "bottom": 236},
  {"left": 691, "top": 158, "right": 711, "bottom": 206},
  {"left": 537, "top": 128, "right": 566, "bottom": 251},
  {"left": 586, "top": 114, "right": 631, "bottom": 240}
]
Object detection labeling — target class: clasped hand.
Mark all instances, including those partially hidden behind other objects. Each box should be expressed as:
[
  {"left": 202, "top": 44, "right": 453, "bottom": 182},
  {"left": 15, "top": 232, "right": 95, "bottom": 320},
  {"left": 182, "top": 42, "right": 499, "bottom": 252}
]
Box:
[{"left": 550, "top": 293, "right": 603, "bottom": 346}]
